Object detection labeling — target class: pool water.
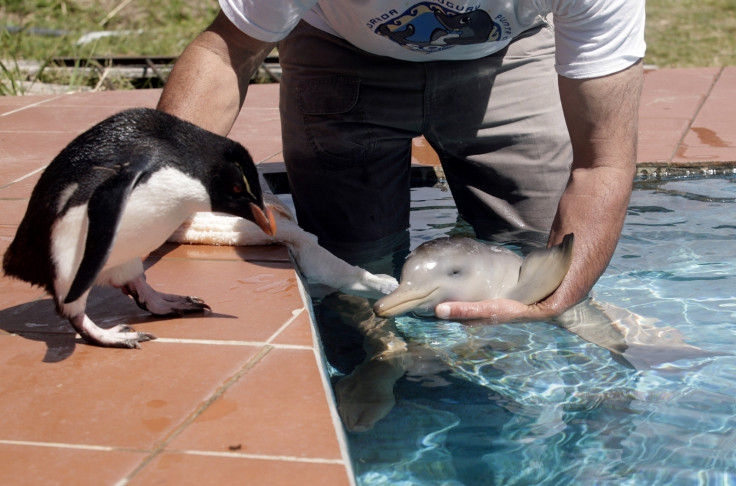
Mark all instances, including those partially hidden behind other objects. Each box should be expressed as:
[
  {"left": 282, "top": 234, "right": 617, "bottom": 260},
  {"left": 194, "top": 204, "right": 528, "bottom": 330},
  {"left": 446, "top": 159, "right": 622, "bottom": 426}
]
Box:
[{"left": 311, "top": 175, "right": 736, "bottom": 486}]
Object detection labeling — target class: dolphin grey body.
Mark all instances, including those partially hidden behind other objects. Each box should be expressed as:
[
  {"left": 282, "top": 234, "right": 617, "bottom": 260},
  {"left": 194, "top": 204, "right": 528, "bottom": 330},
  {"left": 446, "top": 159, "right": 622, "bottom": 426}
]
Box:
[{"left": 374, "top": 234, "right": 574, "bottom": 317}]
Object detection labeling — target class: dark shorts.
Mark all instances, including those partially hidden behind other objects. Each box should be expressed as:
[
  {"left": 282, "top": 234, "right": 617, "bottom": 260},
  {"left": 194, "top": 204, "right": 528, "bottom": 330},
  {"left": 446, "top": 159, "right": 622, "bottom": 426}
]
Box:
[{"left": 278, "top": 20, "right": 572, "bottom": 258}]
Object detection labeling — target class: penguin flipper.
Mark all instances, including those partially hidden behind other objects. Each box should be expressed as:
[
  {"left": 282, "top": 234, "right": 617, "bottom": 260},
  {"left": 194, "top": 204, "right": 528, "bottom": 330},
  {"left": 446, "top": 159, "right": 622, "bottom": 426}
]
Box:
[{"left": 64, "top": 162, "right": 147, "bottom": 304}]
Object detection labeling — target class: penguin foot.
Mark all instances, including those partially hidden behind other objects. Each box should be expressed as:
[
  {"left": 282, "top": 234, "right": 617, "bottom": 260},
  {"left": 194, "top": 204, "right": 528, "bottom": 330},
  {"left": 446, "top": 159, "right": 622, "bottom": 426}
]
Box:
[
  {"left": 70, "top": 314, "right": 157, "bottom": 349},
  {"left": 123, "top": 274, "right": 211, "bottom": 316}
]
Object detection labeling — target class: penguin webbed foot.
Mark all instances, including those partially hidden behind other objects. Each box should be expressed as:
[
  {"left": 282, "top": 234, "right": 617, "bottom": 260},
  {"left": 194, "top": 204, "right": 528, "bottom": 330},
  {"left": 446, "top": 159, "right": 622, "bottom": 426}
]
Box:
[
  {"left": 123, "top": 274, "right": 211, "bottom": 316},
  {"left": 70, "top": 314, "right": 156, "bottom": 349}
]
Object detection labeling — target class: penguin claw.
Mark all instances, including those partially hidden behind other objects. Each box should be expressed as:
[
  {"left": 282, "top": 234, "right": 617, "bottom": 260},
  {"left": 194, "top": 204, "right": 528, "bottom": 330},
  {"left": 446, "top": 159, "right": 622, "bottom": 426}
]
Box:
[
  {"left": 124, "top": 275, "right": 211, "bottom": 316},
  {"left": 70, "top": 316, "right": 157, "bottom": 349}
]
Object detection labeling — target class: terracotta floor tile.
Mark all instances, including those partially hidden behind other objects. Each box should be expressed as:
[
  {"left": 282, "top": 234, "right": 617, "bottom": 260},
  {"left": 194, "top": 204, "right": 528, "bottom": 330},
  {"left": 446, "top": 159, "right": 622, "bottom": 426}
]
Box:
[
  {"left": 44, "top": 89, "right": 161, "bottom": 108},
  {"left": 228, "top": 134, "right": 284, "bottom": 163},
  {"left": 711, "top": 66, "right": 736, "bottom": 97},
  {"left": 0, "top": 199, "right": 29, "bottom": 225},
  {"left": 0, "top": 161, "right": 46, "bottom": 190},
  {"left": 671, "top": 145, "right": 736, "bottom": 164},
  {"left": 0, "top": 443, "right": 147, "bottom": 486},
  {"left": 684, "top": 121, "right": 736, "bottom": 148},
  {"left": 639, "top": 68, "right": 717, "bottom": 120},
  {"left": 0, "top": 105, "right": 121, "bottom": 133},
  {"left": 636, "top": 117, "right": 692, "bottom": 163},
  {"left": 412, "top": 136, "right": 441, "bottom": 166},
  {"left": 0, "top": 258, "right": 303, "bottom": 343},
  {"left": 129, "top": 451, "right": 351, "bottom": 486},
  {"left": 0, "top": 95, "right": 63, "bottom": 116},
  {"left": 137, "top": 258, "right": 305, "bottom": 343},
  {"left": 0, "top": 273, "right": 47, "bottom": 317},
  {"left": 167, "top": 347, "right": 343, "bottom": 460},
  {"left": 636, "top": 144, "right": 675, "bottom": 165},
  {"left": 241, "top": 83, "right": 281, "bottom": 109},
  {"left": 230, "top": 108, "right": 281, "bottom": 136},
  {"left": 0, "top": 333, "right": 263, "bottom": 449},
  {"left": 0, "top": 223, "right": 18, "bottom": 256},
  {"left": 0, "top": 172, "right": 42, "bottom": 198},
  {"left": 1, "top": 243, "right": 299, "bottom": 343},
  {"left": 691, "top": 68, "right": 736, "bottom": 125},
  {"left": 0, "top": 131, "right": 76, "bottom": 163},
  {"left": 0, "top": 282, "right": 151, "bottom": 336},
  {"left": 642, "top": 67, "right": 719, "bottom": 95},
  {"left": 671, "top": 119, "right": 736, "bottom": 163},
  {"left": 269, "top": 307, "right": 315, "bottom": 348}
]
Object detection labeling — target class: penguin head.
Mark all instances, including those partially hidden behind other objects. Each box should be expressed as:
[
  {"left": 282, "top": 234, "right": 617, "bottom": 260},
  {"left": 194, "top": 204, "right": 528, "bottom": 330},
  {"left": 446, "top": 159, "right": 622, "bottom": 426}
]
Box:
[{"left": 209, "top": 144, "right": 277, "bottom": 236}]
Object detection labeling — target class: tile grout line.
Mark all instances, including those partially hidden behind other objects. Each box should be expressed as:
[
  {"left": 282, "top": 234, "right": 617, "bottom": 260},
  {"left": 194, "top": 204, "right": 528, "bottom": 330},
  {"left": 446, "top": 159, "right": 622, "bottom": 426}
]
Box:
[
  {"left": 255, "top": 149, "right": 284, "bottom": 164},
  {"left": 0, "top": 439, "right": 141, "bottom": 453},
  {"left": 668, "top": 67, "right": 725, "bottom": 162},
  {"left": 153, "top": 337, "right": 311, "bottom": 349},
  {"left": 0, "top": 164, "right": 48, "bottom": 191},
  {"left": 115, "top": 345, "right": 275, "bottom": 486},
  {"left": 0, "top": 95, "right": 68, "bottom": 117},
  {"left": 170, "top": 449, "right": 345, "bottom": 465},
  {"left": 0, "top": 440, "right": 345, "bottom": 465},
  {"left": 265, "top": 306, "right": 306, "bottom": 345}
]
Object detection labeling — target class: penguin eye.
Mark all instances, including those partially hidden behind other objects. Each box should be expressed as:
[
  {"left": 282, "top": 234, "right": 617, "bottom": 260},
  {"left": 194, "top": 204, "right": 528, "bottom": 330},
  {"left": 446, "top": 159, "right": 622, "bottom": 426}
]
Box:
[
  {"left": 461, "top": 16, "right": 471, "bottom": 23},
  {"left": 232, "top": 184, "right": 243, "bottom": 194}
]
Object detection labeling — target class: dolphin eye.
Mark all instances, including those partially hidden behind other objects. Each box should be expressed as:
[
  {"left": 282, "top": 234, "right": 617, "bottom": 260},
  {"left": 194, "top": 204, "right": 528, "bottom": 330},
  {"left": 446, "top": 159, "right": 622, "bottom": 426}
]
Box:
[{"left": 450, "top": 268, "right": 462, "bottom": 276}]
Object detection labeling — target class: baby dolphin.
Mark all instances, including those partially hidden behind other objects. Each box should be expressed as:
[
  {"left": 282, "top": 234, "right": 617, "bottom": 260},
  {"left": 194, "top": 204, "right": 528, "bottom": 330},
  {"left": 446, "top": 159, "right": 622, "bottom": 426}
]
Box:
[
  {"left": 374, "top": 234, "right": 574, "bottom": 317},
  {"left": 3, "top": 108, "right": 276, "bottom": 348}
]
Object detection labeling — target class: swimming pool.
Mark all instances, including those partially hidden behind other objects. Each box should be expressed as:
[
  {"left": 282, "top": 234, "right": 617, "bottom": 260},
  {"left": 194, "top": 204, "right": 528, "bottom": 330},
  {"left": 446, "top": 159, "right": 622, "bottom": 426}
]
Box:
[{"left": 309, "top": 174, "right": 736, "bottom": 485}]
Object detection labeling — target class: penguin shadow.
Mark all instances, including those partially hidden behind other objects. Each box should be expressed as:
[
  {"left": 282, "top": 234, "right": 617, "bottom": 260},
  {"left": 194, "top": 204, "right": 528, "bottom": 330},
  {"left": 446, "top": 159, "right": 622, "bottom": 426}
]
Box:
[{"left": 0, "top": 246, "right": 240, "bottom": 363}]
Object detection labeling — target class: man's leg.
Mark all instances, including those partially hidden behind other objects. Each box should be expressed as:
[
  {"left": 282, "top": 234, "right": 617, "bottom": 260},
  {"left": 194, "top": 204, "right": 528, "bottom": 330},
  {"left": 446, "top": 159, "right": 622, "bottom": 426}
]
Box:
[
  {"left": 424, "top": 24, "right": 573, "bottom": 247},
  {"left": 279, "top": 22, "right": 424, "bottom": 262}
]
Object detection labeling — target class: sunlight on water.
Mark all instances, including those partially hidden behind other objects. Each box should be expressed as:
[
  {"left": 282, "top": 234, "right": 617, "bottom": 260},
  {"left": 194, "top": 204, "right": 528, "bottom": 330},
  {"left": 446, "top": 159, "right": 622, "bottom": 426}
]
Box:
[{"left": 312, "top": 176, "right": 736, "bottom": 486}]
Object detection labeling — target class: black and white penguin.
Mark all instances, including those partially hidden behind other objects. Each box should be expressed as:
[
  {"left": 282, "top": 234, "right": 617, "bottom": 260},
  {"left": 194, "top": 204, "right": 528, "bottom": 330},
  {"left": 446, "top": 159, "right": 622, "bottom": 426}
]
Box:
[{"left": 2, "top": 107, "right": 276, "bottom": 348}]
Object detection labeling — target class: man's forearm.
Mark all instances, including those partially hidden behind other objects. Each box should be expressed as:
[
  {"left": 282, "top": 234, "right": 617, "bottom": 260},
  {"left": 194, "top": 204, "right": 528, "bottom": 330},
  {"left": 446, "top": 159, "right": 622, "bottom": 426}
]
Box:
[
  {"left": 545, "top": 61, "right": 644, "bottom": 312},
  {"left": 544, "top": 164, "right": 635, "bottom": 313},
  {"left": 157, "top": 11, "right": 276, "bottom": 136}
]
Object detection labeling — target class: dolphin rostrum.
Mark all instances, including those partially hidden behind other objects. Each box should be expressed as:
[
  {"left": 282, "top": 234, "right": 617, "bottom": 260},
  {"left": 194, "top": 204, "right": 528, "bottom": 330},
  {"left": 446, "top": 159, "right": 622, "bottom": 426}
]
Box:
[{"left": 374, "top": 233, "right": 574, "bottom": 317}]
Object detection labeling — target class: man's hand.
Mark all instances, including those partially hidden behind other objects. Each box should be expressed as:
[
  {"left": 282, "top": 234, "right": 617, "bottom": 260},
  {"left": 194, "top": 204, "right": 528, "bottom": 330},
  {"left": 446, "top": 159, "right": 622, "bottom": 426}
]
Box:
[{"left": 435, "top": 298, "right": 553, "bottom": 324}]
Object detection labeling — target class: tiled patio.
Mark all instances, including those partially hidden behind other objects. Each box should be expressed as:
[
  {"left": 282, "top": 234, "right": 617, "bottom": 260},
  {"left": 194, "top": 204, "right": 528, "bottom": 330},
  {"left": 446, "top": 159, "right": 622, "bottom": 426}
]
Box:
[{"left": 1, "top": 67, "right": 734, "bottom": 486}]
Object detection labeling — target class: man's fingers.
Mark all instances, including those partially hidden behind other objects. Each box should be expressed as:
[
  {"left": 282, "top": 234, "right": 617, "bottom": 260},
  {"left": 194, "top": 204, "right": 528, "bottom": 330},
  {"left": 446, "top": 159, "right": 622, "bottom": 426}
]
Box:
[{"left": 435, "top": 299, "right": 530, "bottom": 323}]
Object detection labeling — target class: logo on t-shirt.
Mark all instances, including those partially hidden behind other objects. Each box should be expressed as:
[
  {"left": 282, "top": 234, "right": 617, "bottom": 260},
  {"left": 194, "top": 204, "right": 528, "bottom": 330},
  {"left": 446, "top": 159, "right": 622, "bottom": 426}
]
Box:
[{"left": 374, "top": 2, "right": 501, "bottom": 54}]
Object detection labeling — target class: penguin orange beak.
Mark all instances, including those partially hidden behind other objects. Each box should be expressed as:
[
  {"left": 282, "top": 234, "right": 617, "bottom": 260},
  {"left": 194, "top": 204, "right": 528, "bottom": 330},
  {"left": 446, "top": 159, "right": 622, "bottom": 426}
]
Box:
[{"left": 250, "top": 202, "right": 277, "bottom": 236}]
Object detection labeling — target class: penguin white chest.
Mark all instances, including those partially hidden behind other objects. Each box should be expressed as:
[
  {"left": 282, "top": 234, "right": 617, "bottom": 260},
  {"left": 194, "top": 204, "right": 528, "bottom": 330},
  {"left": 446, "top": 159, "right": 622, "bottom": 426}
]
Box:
[{"left": 106, "top": 167, "right": 211, "bottom": 266}]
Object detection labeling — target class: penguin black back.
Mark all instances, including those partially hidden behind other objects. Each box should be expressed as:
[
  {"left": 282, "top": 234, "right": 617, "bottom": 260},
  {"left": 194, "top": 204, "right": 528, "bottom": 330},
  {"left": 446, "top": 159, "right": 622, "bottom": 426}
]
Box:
[{"left": 3, "top": 108, "right": 266, "bottom": 294}]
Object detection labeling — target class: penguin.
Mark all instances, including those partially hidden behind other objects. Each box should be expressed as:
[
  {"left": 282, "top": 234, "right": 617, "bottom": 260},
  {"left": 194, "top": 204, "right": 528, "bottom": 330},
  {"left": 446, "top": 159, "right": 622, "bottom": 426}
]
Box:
[{"left": 2, "top": 107, "right": 277, "bottom": 349}]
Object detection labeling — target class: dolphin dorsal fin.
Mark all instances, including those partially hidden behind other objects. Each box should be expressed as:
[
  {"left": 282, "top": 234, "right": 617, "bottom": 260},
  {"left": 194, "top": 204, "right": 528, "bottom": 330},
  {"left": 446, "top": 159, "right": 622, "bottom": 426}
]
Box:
[{"left": 505, "top": 233, "right": 574, "bottom": 305}]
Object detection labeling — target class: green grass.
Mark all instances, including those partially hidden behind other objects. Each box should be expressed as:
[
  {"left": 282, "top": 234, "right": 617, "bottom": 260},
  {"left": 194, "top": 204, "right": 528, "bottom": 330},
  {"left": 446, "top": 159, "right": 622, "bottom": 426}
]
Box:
[
  {"left": 1, "top": 0, "right": 735, "bottom": 93},
  {"left": 645, "top": 0, "right": 736, "bottom": 68},
  {"left": 1, "top": 0, "right": 218, "bottom": 93},
  {"left": 2, "top": 0, "right": 218, "bottom": 58}
]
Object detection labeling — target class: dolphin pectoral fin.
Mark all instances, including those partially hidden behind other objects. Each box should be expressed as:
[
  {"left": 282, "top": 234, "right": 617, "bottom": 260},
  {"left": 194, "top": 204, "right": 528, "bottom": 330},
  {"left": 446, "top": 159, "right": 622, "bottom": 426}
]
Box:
[
  {"left": 506, "top": 233, "right": 574, "bottom": 305},
  {"left": 373, "top": 287, "right": 440, "bottom": 317}
]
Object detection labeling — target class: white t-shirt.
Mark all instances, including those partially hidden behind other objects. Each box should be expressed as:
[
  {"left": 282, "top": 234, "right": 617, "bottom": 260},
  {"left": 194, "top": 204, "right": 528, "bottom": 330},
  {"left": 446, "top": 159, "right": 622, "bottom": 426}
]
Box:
[{"left": 219, "top": 0, "right": 645, "bottom": 79}]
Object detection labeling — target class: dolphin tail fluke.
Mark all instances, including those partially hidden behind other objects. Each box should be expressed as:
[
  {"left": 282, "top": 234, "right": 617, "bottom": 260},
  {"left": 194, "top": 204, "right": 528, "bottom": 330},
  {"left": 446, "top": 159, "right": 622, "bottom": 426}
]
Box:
[{"left": 506, "top": 233, "right": 574, "bottom": 305}]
